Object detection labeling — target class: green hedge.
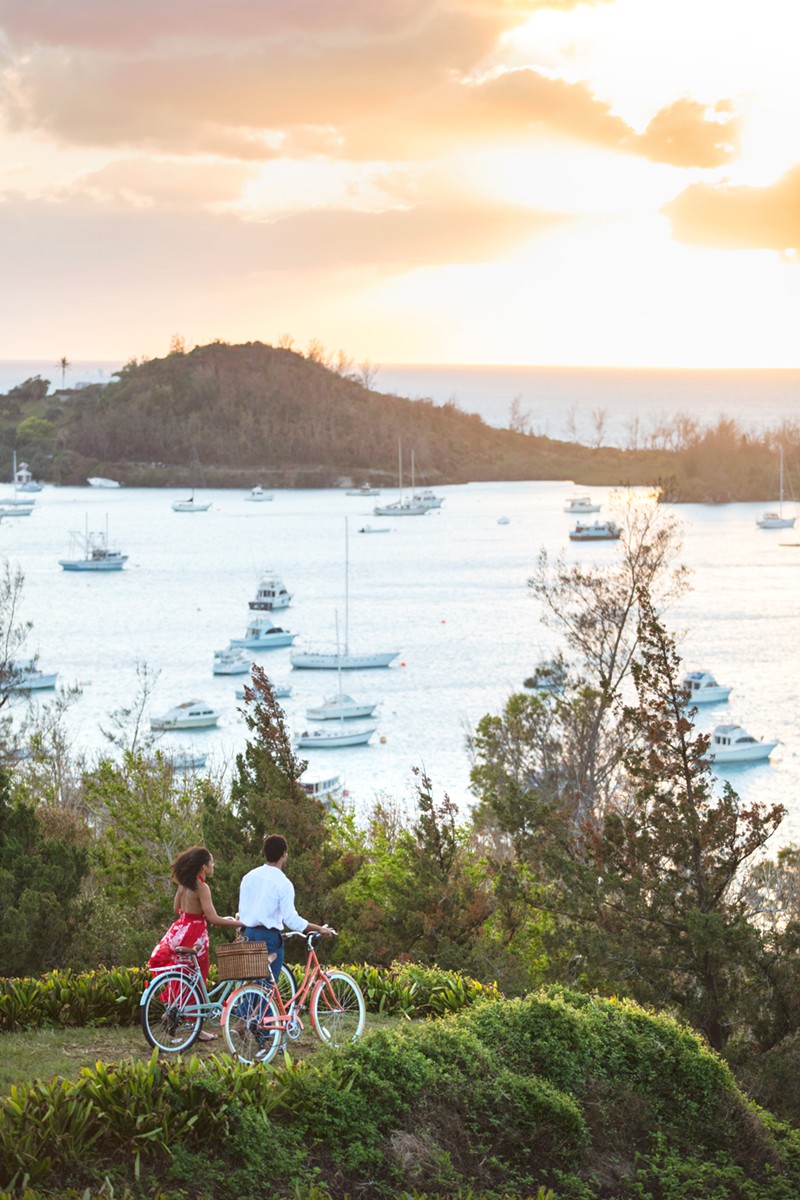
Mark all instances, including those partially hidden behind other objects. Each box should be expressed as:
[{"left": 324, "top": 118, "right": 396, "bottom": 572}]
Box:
[
  {"left": 0, "top": 962, "right": 499, "bottom": 1033},
  {"left": 2, "top": 989, "right": 800, "bottom": 1199}
]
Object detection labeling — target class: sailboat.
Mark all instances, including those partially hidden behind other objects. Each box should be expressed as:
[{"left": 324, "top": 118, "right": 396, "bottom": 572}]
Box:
[
  {"left": 757, "top": 445, "right": 796, "bottom": 529},
  {"left": 373, "top": 444, "right": 428, "bottom": 516},
  {"left": 172, "top": 487, "right": 211, "bottom": 513},
  {"left": 290, "top": 520, "right": 399, "bottom": 669},
  {"left": 295, "top": 613, "right": 377, "bottom": 746},
  {"left": 2, "top": 453, "right": 38, "bottom": 510}
]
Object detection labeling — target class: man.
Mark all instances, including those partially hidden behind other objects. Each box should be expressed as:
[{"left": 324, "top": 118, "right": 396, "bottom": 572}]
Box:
[{"left": 238, "top": 833, "right": 332, "bottom": 981}]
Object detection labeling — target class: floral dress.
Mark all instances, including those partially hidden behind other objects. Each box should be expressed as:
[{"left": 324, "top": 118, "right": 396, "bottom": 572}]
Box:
[{"left": 148, "top": 910, "right": 210, "bottom": 981}]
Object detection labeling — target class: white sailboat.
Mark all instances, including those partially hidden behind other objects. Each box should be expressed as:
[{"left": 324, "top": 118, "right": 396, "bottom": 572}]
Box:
[
  {"left": 291, "top": 520, "right": 398, "bottom": 669},
  {"left": 373, "top": 444, "right": 428, "bottom": 516},
  {"left": 757, "top": 446, "right": 795, "bottom": 529},
  {"left": 172, "top": 487, "right": 211, "bottom": 513},
  {"left": 296, "top": 613, "right": 377, "bottom": 746},
  {"left": 5, "top": 453, "right": 40, "bottom": 504}
]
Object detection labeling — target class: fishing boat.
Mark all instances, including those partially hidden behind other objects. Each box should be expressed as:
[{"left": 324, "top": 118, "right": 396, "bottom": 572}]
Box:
[
  {"left": 757, "top": 446, "right": 795, "bottom": 529},
  {"left": 681, "top": 670, "right": 732, "bottom": 705},
  {"left": 564, "top": 495, "right": 600, "bottom": 514},
  {"left": 212, "top": 648, "right": 251, "bottom": 675},
  {"left": 704, "top": 724, "right": 778, "bottom": 764},
  {"left": 58, "top": 519, "right": 128, "bottom": 571},
  {"left": 229, "top": 615, "right": 297, "bottom": 650},
  {"left": 569, "top": 519, "right": 621, "bottom": 541},
  {"left": 150, "top": 699, "right": 222, "bottom": 731},
  {"left": 248, "top": 571, "right": 293, "bottom": 611},
  {"left": 291, "top": 524, "right": 398, "bottom": 669}
]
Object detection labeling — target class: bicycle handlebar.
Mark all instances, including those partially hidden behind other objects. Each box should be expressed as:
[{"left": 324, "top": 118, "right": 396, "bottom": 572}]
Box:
[{"left": 283, "top": 928, "right": 337, "bottom": 942}]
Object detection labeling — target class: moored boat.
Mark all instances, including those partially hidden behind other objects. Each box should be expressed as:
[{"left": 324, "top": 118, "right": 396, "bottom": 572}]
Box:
[
  {"left": 703, "top": 723, "right": 778, "bottom": 764},
  {"left": 212, "top": 648, "right": 251, "bottom": 675},
  {"left": 150, "top": 699, "right": 222, "bottom": 731},
  {"left": 8, "top": 660, "right": 58, "bottom": 691},
  {"left": 295, "top": 723, "right": 376, "bottom": 748},
  {"left": 59, "top": 521, "right": 128, "bottom": 571},
  {"left": 245, "top": 486, "right": 273, "bottom": 502},
  {"left": 564, "top": 495, "right": 601, "bottom": 514},
  {"left": 248, "top": 571, "right": 293, "bottom": 611},
  {"left": 569, "top": 519, "right": 620, "bottom": 541},
  {"left": 681, "top": 670, "right": 732, "bottom": 705},
  {"left": 306, "top": 694, "right": 378, "bottom": 721},
  {"left": 229, "top": 615, "right": 296, "bottom": 649},
  {"left": 87, "top": 477, "right": 121, "bottom": 488}
]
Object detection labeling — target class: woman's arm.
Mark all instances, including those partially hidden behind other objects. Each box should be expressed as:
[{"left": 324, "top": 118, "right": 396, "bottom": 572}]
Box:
[{"left": 197, "top": 879, "right": 244, "bottom": 928}]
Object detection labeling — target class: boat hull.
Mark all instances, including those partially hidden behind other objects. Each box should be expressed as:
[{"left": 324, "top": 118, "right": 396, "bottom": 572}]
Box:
[
  {"left": 291, "top": 651, "right": 398, "bottom": 669},
  {"left": 150, "top": 716, "right": 220, "bottom": 730},
  {"left": 706, "top": 742, "right": 778, "bottom": 764},
  {"left": 687, "top": 687, "right": 732, "bottom": 704},
  {"left": 306, "top": 702, "right": 377, "bottom": 720},
  {"left": 59, "top": 557, "right": 127, "bottom": 571},
  {"left": 229, "top": 633, "right": 296, "bottom": 649},
  {"left": 295, "top": 725, "right": 376, "bottom": 748}
]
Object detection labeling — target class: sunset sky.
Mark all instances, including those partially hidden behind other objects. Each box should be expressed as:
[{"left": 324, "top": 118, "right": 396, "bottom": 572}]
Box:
[{"left": 0, "top": 0, "right": 798, "bottom": 367}]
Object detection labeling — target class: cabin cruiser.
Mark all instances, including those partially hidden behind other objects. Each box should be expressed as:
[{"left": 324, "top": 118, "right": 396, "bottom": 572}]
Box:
[
  {"left": 248, "top": 571, "right": 293, "bottom": 611},
  {"left": 569, "top": 520, "right": 620, "bottom": 541},
  {"left": 704, "top": 724, "right": 778, "bottom": 764},
  {"left": 681, "top": 670, "right": 732, "bottom": 705},
  {"left": 150, "top": 699, "right": 222, "bottom": 731},
  {"left": 229, "top": 615, "right": 296, "bottom": 649},
  {"left": 212, "top": 648, "right": 251, "bottom": 675},
  {"left": 564, "top": 495, "right": 600, "bottom": 514}
]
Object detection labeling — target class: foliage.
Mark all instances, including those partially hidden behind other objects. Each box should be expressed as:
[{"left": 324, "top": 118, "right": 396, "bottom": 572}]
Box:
[
  {"left": 0, "top": 773, "right": 89, "bottom": 976},
  {"left": 4, "top": 990, "right": 800, "bottom": 1198}
]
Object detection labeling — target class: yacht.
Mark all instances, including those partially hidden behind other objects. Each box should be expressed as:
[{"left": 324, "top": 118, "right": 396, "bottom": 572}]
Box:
[
  {"left": 704, "top": 724, "right": 778, "bottom": 764},
  {"left": 150, "top": 700, "right": 222, "bottom": 731},
  {"left": 212, "top": 648, "right": 251, "bottom": 675},
  {"left": 59, "top": 522, "right": 128, "bottom": 571},
  {"left": 245, "top": 486, "right": 273, "bottom": 502},
  {"left": 564, "top": 495, "right": 601, "bottom": 514},
  {"left": 229, "top": 615, "right": 297, "bottom": 650},
  {"left": 681, "top": 671, "right": 732, "bottom": 705},
  {"left": 306, "top": 694, "right": 378, "bottom": 721},
  {"left": 295, "top": 724, "right": 376, "bottom": 749},
  {"left": 248, "top": 571, "right": 293, "bottom": 611},
  {"left": 8, "top": 660, "right": 58, "bottom": 691},
  {"left": 569, "top": 520, "right": 621, "bottom": 541},
  {"left": 411, "top": 488, "right": 444, "bottom": 510},
  {"left": 235, "top": 681, "right": 292, "bottom": 700}
]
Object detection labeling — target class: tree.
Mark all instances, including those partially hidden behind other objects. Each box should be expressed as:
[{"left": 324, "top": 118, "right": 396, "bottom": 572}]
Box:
[
  {"left": 0, "top": 561, "right": 33, "bottom": 723},
  {"left": 56, "top": 356, "right": 70, "bottom": 388},
  {"left": 508, "top": 394, "right": 532, "bottom": 435},
  {"left": 101, "top": 660, "right": 160, "bottom": 755}
]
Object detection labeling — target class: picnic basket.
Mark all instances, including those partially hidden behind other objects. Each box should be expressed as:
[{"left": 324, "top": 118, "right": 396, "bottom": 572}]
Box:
[{"left": 215, "top": 935, "right": 272, "bottom": 981}]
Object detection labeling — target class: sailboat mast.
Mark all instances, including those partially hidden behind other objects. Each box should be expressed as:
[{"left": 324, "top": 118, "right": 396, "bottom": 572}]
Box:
[
  {"left": 344, "top": 517, "right": 350, "bottom": 656},
  {"left": 779, "top": 445, "right": 784, "bottom": 515},
  {"left": 398, "top": 441, "right": 403, "bottom": 503}
]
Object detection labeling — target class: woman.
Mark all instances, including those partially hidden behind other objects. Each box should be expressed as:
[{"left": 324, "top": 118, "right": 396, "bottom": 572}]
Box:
[{"left": 148, "top": 846, "right": 244, "bottom": 1041}]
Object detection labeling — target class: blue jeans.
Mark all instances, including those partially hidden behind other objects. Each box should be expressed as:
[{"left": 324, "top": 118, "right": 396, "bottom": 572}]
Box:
[{"left": 243, "top": 926, "right": 283, "bottom": 983}]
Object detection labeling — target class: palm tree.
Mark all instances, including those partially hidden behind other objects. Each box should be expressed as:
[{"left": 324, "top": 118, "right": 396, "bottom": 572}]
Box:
[{"left": 56, "top": 356, "right": 70, "bottom": 389}]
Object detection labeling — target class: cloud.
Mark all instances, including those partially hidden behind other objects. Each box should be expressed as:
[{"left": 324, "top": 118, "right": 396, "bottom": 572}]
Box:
[
  {"left": 73, "top": 158, "right": 260, "bottom": 209},
  {"left": 663, "top": 166, "right": 800, "bottom": 252},
  {"left": 637, "top": 99, "right": 741, "bottom": 168}
]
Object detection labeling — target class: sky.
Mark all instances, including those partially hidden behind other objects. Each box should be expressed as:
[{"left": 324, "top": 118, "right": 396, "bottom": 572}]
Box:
[{"left": 0, "top": 0, "right": 798, "bottom": 368}]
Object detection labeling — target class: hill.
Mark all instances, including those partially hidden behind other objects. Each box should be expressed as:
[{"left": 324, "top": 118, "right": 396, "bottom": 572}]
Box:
[{"left": 2, "top": 341, "right": 797, "bottom": 500}]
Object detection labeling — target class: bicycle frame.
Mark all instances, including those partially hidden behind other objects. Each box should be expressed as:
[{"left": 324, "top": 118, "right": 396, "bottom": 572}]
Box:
[
  {"left": 142, "top": 956, "right": 244, "bottom": 1023},
  {"left": 223, "top": 932, "right": 341, "bottom": 1039}
]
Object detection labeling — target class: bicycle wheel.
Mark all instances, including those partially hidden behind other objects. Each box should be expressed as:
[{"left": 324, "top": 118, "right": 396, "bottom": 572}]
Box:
[
  {"left": 140, "top": 972, "right": 203, "bottom": 1052},
  {"left": 310, "top": 971, "right": 365, "bottom": 1047},
  {"left": 277, "top": 963, "right": 296, "bottom": 1008},
  {"left": 222, "top": 984, "right": 282, "bottom": 1065}
]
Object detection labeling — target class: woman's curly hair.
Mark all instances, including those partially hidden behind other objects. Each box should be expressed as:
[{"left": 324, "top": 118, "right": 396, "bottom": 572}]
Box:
[{"left": 171, "top": 845, "right": 212, "bottom": 890}]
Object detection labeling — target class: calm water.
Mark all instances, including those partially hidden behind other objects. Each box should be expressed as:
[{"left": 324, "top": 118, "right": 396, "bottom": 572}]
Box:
[
  {"left": 2, "top": 360, "right": 798, "bottom": 447},
  {"left": 4, "top": 482, "right": 799, "bottom": 843}
]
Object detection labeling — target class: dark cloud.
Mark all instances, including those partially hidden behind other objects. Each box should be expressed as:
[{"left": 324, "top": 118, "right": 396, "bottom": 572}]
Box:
[{"left": 663, "top": 166, "right": 800, "bottom": 251}]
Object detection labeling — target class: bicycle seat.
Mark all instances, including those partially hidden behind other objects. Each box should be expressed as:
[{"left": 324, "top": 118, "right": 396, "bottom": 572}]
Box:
[{"left": 173, "top": 945, "right": 199, "bottom": 956}]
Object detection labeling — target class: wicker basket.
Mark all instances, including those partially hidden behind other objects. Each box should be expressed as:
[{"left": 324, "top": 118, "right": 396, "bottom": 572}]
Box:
[{"left": 215, "top": 937, "right": 272, "bottom": 981}]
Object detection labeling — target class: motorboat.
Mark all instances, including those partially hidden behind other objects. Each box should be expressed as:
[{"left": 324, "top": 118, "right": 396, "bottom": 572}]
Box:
[
  {"left": 358, "top": 525, "right": 390, "bottom": 534},
  {"left": 235, "top": 681, "right": 292, "bottom": 700},
  {"left": 245, "top": 486, "right": 273, "bottom": 502},
  {"left": 306, "top": 694, "right": 378, "bottom": 721},
  {"left": 704, "top": 723, "right": 778, "bottom": 764},
  {"left": 229, "top": 615, "right": 297, "bottom": 650},
  {"left": 248, "top": 571, "right": 293, "bottom": 611},
  {"left": 8, "top": 660, "right": 58, "bottom": 691},
  {"left": 150, "top": 699, "right": 222, "bottom": 731},
  {"left": 681, "top": 670, "right": 732, "bottom": 705},
  {"left": 346, "top": 483, "right": 380, "bottom": 496},
  {"left": 569, "top": 520, "right": 621, "bottom": 541},
  {"left": 411, "top": 488, "right": 444, "bottom": 510},
  {"left": 523, "top": 658, "right": 567, "bottom": 695},
  {"left": 757, "top": 445, "right": 795, "bottom": 529},
  {"left": 172, "top": 489, "right": 211, "bottom": 513},
  {"left": 564, "top": 495, "right": 601, "bottom": 514},
  {"left": 212, "top": 648, "right": 251, "bottom": 675},
  {"left": 87, "top": 477, "right": 121, "bottom": 488},
  {"left": 295, "top": 724, "right": 376, "bottom": 749},
  {"left": 59, "top": 521, "right": 128, "bottom": 571},
  {"left": 299, "top": 768, "right": 343, "bottom": 805}
]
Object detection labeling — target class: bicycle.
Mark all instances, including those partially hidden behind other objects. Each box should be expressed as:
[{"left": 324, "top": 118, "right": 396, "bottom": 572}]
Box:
[
  {"left": 139, "top": 944, "right": 296, "bottom": 1053},
  {"left": 221, "top": 930, "right": 365, "bottom": 1064}
]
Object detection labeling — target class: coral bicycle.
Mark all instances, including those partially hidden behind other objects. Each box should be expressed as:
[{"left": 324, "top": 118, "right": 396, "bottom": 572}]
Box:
[{"left": 221, "top": 930, "right": 365, "bottom": 1064}]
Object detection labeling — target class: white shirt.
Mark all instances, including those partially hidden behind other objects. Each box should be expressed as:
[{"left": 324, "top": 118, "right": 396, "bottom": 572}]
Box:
[{"left": 238, "top": 864, "right": 307, "bottom": 932}]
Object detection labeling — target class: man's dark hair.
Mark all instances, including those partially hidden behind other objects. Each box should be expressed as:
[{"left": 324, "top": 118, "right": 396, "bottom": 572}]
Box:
[
  {"left": 171, "top": 845, "right": 212, "bottom": 890},
  {"left": 263, "top": 834, "right": 288, "bottom": 863}
]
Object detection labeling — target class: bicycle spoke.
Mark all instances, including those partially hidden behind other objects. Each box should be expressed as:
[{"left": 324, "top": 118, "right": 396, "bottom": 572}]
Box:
[
  {"left": 222, "top": 985, "right": 281, "bottom": 1065},
  {"left": 310, "top": 971, "right": 365, "bottom": 1047}
]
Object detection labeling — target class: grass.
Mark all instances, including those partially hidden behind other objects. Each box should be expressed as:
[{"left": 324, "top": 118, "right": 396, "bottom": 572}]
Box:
[{"left": 0, "top": 1011, "right": 403, "bottom": 1093}]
